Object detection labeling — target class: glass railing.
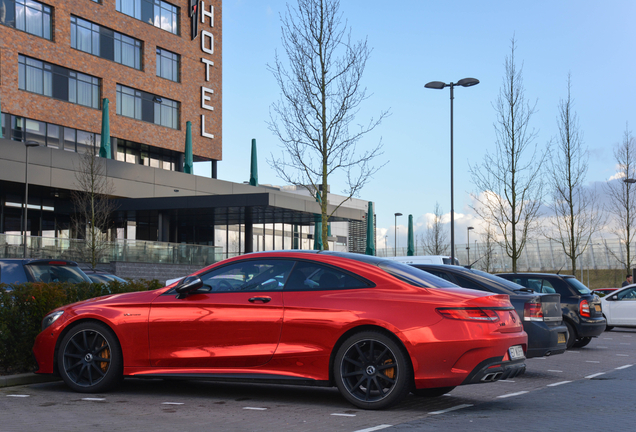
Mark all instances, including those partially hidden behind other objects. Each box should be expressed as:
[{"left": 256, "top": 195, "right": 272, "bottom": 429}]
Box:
[{"left": 0, "top": 234, "right": 223, "bottom": 266}]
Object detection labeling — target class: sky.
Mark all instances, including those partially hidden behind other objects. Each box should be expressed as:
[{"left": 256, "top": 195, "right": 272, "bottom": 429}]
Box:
[{"left": 218, "top": 0, "right": 636, "bottom": 250}]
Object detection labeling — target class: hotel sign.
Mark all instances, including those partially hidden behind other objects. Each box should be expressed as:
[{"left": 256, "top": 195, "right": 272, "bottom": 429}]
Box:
[{"left": 190, "top": 1, "right": 216, "bottom": 140}]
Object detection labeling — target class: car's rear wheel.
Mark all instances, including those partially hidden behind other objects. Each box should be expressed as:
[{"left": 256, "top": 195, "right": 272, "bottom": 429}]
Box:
[
  {"left": 412, "top": 386, "right": 455, "bottom": 397},
  {"left": 334, "top": 331, "right": 411, "bottom": 410},
  {"left": 57, "top": 321, "right": 123, "bottom": 393},
  {"left": 565, "top": 322, "right": 576, "bottom": 349},
  {"left": 573, "top": 337, "right": 592, "bottom": 348}
]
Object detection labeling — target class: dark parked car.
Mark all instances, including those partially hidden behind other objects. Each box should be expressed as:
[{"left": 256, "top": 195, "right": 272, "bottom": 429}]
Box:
[
  {"left": 498, "top": 273, "right": 606, "bottom": 349},
  {"left": 81, "top": 269, "right": 128, "bottom": 284},
  {"left": 0, "top": 259, "right": 92, "bottom": 285},
  {"left": 394, "top": 262, "right": 567, "bottom": 358}
]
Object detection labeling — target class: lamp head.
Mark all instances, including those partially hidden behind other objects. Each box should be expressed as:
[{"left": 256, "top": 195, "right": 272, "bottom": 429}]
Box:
[
  {"left": 457, "top": 78, "right": 480, "bottom": 87},
  {"left": 394, "top": 212, "right": 403, "bottom": 217},
  {"left": 425, "top": 81, "right": 447, "bottom": 90}
]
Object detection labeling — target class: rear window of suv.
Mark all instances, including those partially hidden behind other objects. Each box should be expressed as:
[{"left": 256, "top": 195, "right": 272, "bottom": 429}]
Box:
[{"left": 564, "top": 277, "right": 592, "bottom": 295}]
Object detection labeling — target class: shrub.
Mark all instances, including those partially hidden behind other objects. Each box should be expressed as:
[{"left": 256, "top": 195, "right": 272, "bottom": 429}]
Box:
[{"left": 0, "top": 279, "right": 160, "bottom": 374}]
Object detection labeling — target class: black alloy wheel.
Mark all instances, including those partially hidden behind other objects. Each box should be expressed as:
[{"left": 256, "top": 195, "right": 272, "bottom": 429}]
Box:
[
  {"left": 334, "top": 331, "right": 411, "bottom": 410},
  {"left": 58, "top": 321, "right": 123, "bottom": 393},
  {"left": 573, "top": 337, "right": 592, "bottom": 348}
]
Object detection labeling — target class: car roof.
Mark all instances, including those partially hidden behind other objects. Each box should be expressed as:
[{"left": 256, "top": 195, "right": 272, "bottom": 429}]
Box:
[{"left": 498, "top": 272, "right": 575, "bottom": 279}]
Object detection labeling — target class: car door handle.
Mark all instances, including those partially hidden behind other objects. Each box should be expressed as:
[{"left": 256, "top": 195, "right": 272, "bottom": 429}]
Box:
[{"left": 249, "top": 297, "right": 271, "bottom": 303}]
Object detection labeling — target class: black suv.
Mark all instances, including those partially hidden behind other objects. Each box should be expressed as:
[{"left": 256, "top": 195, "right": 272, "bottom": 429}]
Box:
[
  {"left": 497, "top": 273, "right": 606, "bottom": 349},
  {"left": 0, "top": 259, "right": 91, "bottom": 285},
  {"left": 402, "top": 264, "right": 567, "bottom": 358}
]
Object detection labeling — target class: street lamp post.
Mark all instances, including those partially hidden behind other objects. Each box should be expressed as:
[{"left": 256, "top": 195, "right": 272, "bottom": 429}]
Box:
[
  {"left": 425, "top": 78, "right": 479, "bottom": 264},
  {"left": 467, "top": 226, "right": 474, "bottom": 264},
  {"left": 23, "top": 141, "right": 40, "bottom": 258},
  {"left": 394, "top": 212, "right": 403, "bottom": 257}
]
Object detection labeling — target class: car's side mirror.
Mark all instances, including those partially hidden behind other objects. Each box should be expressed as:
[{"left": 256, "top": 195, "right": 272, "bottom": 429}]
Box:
[
  {"left": 175, "top": 276, "right": 203, "bottom": 298},
  {"left": 610, "top": 295, "right": 618, "bottom": 301}
]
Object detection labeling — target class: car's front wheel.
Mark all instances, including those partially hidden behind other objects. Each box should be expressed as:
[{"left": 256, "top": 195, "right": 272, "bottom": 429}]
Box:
[
  {"left": 57, "top": 321, "right": 123, "bottom": 393},
  {"left": 334, "top": 331, "right": 411, "bottom": 410}
]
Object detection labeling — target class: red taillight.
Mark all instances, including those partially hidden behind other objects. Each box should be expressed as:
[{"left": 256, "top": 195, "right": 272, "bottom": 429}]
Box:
[
  {"left": 436, "top": 308, "right": 501, "bottom": 322},
  {"left": 524, "top": 302, "right": 544, "bottom": 322},
  {"left": 580, "top": 299, "right": 591, "bottom": 317},
  {"left": 48, "top": 261, "right": 67, "bottom": 265}
]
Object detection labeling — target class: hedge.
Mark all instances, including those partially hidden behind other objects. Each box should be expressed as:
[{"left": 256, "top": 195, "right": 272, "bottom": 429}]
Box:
[{"left": 0, "top": 279, "right": 162, "bottom": 374}]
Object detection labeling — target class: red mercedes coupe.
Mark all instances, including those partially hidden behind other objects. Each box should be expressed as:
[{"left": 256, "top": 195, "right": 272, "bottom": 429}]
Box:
[{"left": 33, "top": 251, "right": 527, "bottom": 409}]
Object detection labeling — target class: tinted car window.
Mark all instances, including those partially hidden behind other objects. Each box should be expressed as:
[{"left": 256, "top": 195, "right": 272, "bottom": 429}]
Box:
[
  {"left": 199, "top": 260, "right": 295, "bottom": 292},
  {"left": 616, "top": 287, "right": 636, "bottom": 300},
  {"left": 378, "top": 261, "right": 457, "bottom": 288},
  {"left": 452, "top": 274, "right": 489, "bottom": 291},
  {"left": 25, "top": 263, "right": 90, "bottom": 283},
  {"left": 423, "top": 269, "right": 454, "bottom": 283},
  {"left": 285, "top": 261, "right": 371, "bottom": 291},
  {"left": 564, "top": 277, "right": 592, "bottom": 295},
  {"left": 0, "top": 262, "right": 28, "bottom": 284}
]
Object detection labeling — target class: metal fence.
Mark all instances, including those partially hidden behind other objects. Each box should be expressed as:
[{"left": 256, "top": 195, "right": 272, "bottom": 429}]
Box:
[
  {"left": 0, "top": 234, "right": 223, "bottom": 266},
  {"left": 377, "top": 237, "right": 633, "bottom": 272}
]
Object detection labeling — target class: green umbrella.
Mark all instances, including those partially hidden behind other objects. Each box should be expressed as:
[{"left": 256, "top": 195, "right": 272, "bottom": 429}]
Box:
[
  {"left": 249, "top": 138, "right": 258, "bottom": 186},
  {"left": 184, "top": 121, "right": 193, "bottom": 174},
  {"left": 365, "top": 202, "right": 375, "bottom": 256},
  {"left": 407, "top": 214, "right": 415, "bottom": 256},
  {"left": 99, "top": 98, "right": 111, "bottom": 158}
]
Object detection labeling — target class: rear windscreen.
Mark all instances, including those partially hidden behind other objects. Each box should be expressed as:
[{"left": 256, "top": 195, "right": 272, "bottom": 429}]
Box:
[
  {"left": 564, "top": 277, "right": 592, "bottom": 294},
  {"left": 378, "top": 261, "right": 457, "bottom": 288},
  {"left": 25, "top": 264, "right": 90, "bottom": 283}
]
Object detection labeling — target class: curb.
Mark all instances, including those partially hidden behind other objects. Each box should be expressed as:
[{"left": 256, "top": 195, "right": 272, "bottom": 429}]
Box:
[{"left": 0, "top": 373, "right": 61, "bottom": 388}]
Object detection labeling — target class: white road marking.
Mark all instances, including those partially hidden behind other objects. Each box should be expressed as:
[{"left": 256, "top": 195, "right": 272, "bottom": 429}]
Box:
[
  {"left": 623, "top": 335, "right": 632, "bottom": 338},
  {"left": 585, "top": 373, "right": 605, "bottom": 379},
  {"left": 498, "top": 379, "right": 515, "bottom": 382},
  {"left": 331, "top": 413, "right": 356, "bottom": 417},
  {"left": 547, "top": 370, "right": 563, "bottom": 372},
  {"left": 620, "top": 343, "right": 631, "bottom": 345},
  {"left": 497, "top": 391, "right": 529, "bottom": 398},
  {"left": 353, "top": 425, "right": 393, "bottom": 432},
  {"left": 603, "top": 338, "right": 613, "bottom": 340},
  {"left": 547, "top": 381, "right": 571, "bottom": 387},
  {"left": 586, "top": 361, "right": 600, "bottom": 363},
  {"left": 161, "top": 402, "right": 184, "bottom": 405},
  {"left": 616, "top": 354, "right": 629, "bottom": 357},
  {"left": 429, "top": 404, "right": 473, "bottom": 415},
  {"left": 243, "top": 407, "right": 267, "bottom": 411},
  {"left": 533, "top": 357, "right": 547, "bottom": 360},
  {"left": 81, "top": 398, "right": 105, "bottom": 401},
  {"left": 566, "top": 351, "right": 580, "bottom": 353},
  {"left": 596, "top": 346, "right": 608, "bottom": 349},
  {"left": 6, "top": 395, "right": 30, "bottom": 398},
  {"left": 616, "top": 364, "right": 633, "bottom": 370}
]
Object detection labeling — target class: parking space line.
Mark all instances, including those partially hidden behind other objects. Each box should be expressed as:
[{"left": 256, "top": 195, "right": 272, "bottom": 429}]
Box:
[
  {"left": 498, "top": 379, "right": 515, "bottom": 382},
  {"left": 352, "top": 425, "right": 393, "bottom": 432},
  {"left": 623, "top": 335, "right": 632, "bottom": 338},
  {"left": 547, "top": 370, "right": 562, "bottom": 372},
  {"left": 6, "top": 395, "right": 30, "bottom": 398},
  {"left": 566, "top": 351, "right": 580, "bottom": 353},
  {"left": 616, "top": 354, "right": 629, "bottom": 357},
  {"left": 586, "top": 361, "right": 600, "bottom": 363},
  {"left": 81, "top": 398, "right": 105, "bottom": 401},
  {"left": 429, "top": 404, "right": 473, "bottom": 415},
  {"left": 161, "top": 402, "right": 184, "bottom": 405},
  {"left": 547, "top": 381, "right": 571, "bottom": 387},
  {"left": 596, "top": 346, "right": 608, "bottom": 348},
  {"left": 243, "top": 407, "right": 267, "bottom": 411},
  {"left": 603, "top": 338, "right": 613, "bottom": 340},
  {"left": 620, "top": 343, "right": 631, "bottom": 345},
  {"left": 585, "top": 373, "right": 605, "bottom": 379},
  {"left": 331, "top": 413, "right": 356, "bottom": 417},
  {"left": 615, "top": 364, "right": 633, "bottom": 370},
  {"left": 497, "top": 391, "right": 529, "bottom": 398}
]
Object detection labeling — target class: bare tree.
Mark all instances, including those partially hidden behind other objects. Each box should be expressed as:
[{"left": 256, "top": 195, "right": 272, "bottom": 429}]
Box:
[
  {"left": 71, "top": 137, "right": 117, "bottom": 269},
  {"left": 423, "top": 202, "right": 449, "bottom": 255},
  {"left": 476, "top": 225, "right": 498, "bottom": 272},
  {"left": 268, "top": 0, "right": 388, "bottom": 249},
  {"left": 605, "top": 125, "right": 636, "bottom": 271},
  {"left": 545, "top": 74, "right": 604, "bottom": 275},
  {"left": 470, "top": 37, "right": 546, "bottom": 273}
]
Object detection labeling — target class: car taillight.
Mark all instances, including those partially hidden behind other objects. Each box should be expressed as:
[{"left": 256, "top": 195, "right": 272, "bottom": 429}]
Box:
[
  {"left": 524, "top": 302, "right": 544, "bottom": 321},
  {"left": 436, "top": 308, "right": 500, "bottom": 322},
  {"left": 580, "top": 299, "right": 591, "bottom": 317}
]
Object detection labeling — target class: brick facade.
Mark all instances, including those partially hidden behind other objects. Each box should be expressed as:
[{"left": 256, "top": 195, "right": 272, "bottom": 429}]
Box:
[{"left": 0, "top": 0, "right": 222, "bottom": 161}]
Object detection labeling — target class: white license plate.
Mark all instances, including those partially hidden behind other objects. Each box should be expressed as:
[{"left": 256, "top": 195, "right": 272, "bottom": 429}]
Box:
[{"left": 509, "top": 345, "right": 525, "bottom": 360}]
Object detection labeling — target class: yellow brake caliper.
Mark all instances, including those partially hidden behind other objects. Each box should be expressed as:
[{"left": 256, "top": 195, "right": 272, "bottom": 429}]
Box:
[
  {"left": 100, "top": 340, "right": 110, "bottom": 372},
  {"left": 383, "top": 359, "right": 395, "bottom": 379}
]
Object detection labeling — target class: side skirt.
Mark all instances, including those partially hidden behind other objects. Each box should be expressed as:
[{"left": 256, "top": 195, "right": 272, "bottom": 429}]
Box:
[{"left": 132, "top": 373, "right": 332, "bottom": 388}]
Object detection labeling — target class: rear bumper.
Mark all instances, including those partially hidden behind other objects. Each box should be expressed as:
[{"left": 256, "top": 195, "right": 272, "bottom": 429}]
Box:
[
  {"left": 525, "top": 322, "right": 568, "bottom": 358},
  {"left": 576, "top": 317, "right": 606, "bottom": 338},
  {"left": 461, "top": 357, "right": 526, "bottom": 384}
]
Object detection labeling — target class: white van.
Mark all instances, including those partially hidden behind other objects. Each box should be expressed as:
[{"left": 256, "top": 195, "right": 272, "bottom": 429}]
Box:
[{"left": 385, "top": 255, "right": 460, "bottom": 266}]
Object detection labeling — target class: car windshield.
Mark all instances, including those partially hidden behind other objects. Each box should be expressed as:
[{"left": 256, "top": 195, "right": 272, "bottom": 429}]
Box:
[
  {"left": 25, "top": 263, "right": 90, "bottom": 283},
  {"left": 564, "top": 277, "right": 592, "bottom": 294},
  {"left": 378, "top": 261, "right": 457, "bottom": 288}
]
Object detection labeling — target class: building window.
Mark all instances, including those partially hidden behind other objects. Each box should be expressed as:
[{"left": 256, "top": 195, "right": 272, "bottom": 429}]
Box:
[
  {"left": 71, "top": 16, "right": 142, "bottom": 70},
  {"left": 0, "top": 0, "right": 52, "bottom": 40},
  {"left": 6, "top": 114, "right": 99, "bottom": 153},
  {"left": 18, "top": 55, "right": 101, "bottom": 109},
  {"left": 116, "top": 140, "right": 178, "bottom": 171},
  {"left": 115, "top": 0, "right": 178, "bottom": 35},
  {"left": 156, "top": 47, "right": 179, "bottom": 82},
  {"left": 116, "top": 84, "right": 179, "bottom": 129}
]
